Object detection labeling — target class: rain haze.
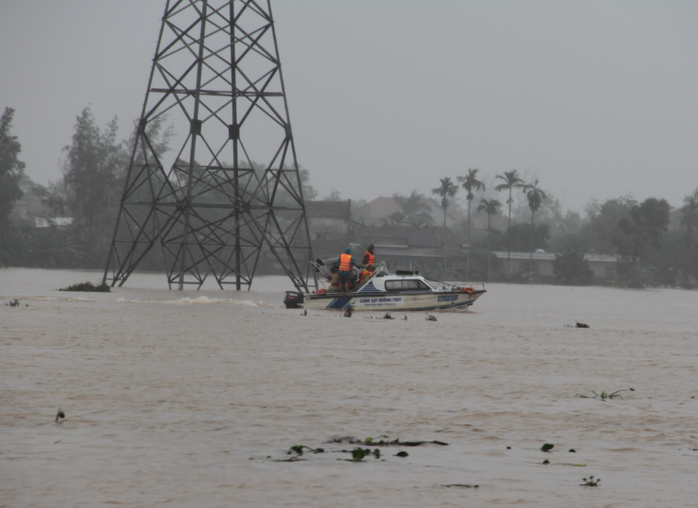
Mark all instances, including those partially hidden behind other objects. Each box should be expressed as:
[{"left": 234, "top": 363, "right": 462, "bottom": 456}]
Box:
[{"left": 1, "top": 0, "right": 697, "bottom": 212}]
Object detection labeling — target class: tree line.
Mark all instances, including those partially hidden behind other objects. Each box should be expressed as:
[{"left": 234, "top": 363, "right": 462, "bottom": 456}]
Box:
[
  {"left": 2, "top": 104, "right": 697, "bottom": 288},
  {"left": 0, "top": 106, "right": 170, "bottom": 269},
  {"left": 350, "top": 169, "right": 697, "bottom": 288}
]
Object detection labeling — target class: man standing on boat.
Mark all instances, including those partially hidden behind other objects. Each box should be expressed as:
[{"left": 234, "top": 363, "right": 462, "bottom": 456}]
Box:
[
  {"left": 362, "top": 244, "right": 376, "bottom": 267},
  {"left": 338, "top": 247, "right": 355, "bottom": 295}
]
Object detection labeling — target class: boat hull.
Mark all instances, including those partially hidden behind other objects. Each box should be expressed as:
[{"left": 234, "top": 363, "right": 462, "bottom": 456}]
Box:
[{"left": 303, "top": 290, "right": 485, "bottom": 312}]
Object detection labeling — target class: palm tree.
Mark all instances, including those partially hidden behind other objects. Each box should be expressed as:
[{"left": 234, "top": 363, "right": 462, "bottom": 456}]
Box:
[
  {"left": 457, "top": 168, "right": 485, "bottom": 278},
  {"left": 477, "top": 198, "right": 501, "bottom": 231},
  {"left": 431, "top": 177, "right": 458, "bottom": 228},
  {"left": 522, "top": 179, "right": 548, "bottom": 268},
  {"left": 495, "top": 170, "right": 524, "bottom": 271},
  {"left": 391, "top": 190, "right": 434, "bottom": 227}
]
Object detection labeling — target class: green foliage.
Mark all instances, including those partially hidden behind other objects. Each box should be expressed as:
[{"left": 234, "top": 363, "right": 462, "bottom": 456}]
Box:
[
  {"left": 62, "top": 106, "right": 126, "bottom": 230},
  {"left": 613, "top": 262, "right": 657, "bottom": 288},
  {"left": 477, "top": 198, "right": 501, "bottom": 230},
  {"left": 322, "top": 189, "right": 342, "bottom": 201},
  {"left": 614, "top": 198, "right": 670, "bottom": 266},
  {"left": 523, "top": 180, "right": 547, "bottom": 216},
  {"left": 432, "top": 177, "right": 459, "bottom": 227},
  {"left": 575, "top": 388, "right": 634, "bottom": 400},
  {"left": 299, "top": 168, "right": 317, "bottom": 200},
  {"left": 390, "top": 190, "right": 434, "bottom": 227},
  {"left": 351, "top": 198, "right": 373, "bottom": 223},
  {"left": 349, "top": 447, "right": 380, "bottom": 461},
  {"left": 541, "top": 443, "right": 554, "bottom": 452},
  {"left": 26, "top": 226, "right": 81, "bottom": 268},
  {"left": 581, "top": 475, "right": 600, "bottom": 486},
  {"left": 286, "top": 445, "right": 324, "bottom": 456},
  {"left": 59, "top": 282, "right": 111, "bottom": 292},
  {"left": 552, "top": 250, "right": 593, "bottom": 285},
  {"left": 583, "top": 196, "right": 636, "bottom": 255},
  {"left": 0, "top": 107, "right": 26, "bottom": 259}
]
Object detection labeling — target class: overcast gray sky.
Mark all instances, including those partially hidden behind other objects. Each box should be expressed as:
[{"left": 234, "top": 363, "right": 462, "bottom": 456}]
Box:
[{"left": 1, "top": 1, "right": 697, "bottom": 212}]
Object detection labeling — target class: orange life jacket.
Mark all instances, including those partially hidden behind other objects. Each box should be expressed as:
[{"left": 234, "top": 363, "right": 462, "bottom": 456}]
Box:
[
  {"left": 359, "top": 270, "right": 372, "bottom": 285},
  {"left": 364, "top": 251, "right": 375, "bottom": 265},
  {"left": 339, "top": 253, "right": 352, "bottom": 272}
]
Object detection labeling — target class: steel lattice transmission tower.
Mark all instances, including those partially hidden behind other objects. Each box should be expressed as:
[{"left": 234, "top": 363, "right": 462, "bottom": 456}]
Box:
[{"left": 103, "top": 0, "right": 316, "bottom": 291}]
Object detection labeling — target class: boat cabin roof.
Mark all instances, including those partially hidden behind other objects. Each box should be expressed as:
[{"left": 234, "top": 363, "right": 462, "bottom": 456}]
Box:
[{"left": 359, "top": 272, "right": 436, "bottom": 293}]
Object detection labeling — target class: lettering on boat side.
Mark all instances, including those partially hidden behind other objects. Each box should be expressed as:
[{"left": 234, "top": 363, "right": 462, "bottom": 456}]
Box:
[
  {"left": 437, "top": 295, "right": 459, "bottom": 302},
  {"left": 358, "top": 296, "right": 405, "bottom": 307}
]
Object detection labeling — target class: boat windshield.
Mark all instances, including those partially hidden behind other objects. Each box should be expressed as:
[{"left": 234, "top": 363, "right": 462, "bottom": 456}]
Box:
[{"left": 385, "top": 279, "right": 432, "bottom": 291}]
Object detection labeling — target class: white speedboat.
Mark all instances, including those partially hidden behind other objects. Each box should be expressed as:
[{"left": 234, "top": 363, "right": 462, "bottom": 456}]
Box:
[{"left": 284, "top": 265, "right": 485, "bottom": 312}]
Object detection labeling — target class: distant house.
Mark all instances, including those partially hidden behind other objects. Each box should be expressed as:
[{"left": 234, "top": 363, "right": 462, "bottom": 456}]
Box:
[
  {"left": 494, "top": 251, "right": 617, "bottom": 283},
  {"left": 358, "top": 196, "right": 465, "bottom": 228},
  {"left": 353, "top": 224, "right": 464, "bottom": 270},
  {"left": 35, "top": 217, "right": 74, "bottom": 228},
  {"left": 304, "top": 200, "right": 352, "bottom": 258}
]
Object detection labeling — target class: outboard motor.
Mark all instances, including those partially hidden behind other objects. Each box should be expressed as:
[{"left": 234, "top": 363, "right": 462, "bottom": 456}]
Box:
[{"left": 283, "top": 290, "right": 304, "bottom": 309}]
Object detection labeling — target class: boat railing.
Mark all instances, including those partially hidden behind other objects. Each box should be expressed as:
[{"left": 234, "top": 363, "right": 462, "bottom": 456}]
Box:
[{"left": 428, "top": 281, "right": 487, "bottom": 292}]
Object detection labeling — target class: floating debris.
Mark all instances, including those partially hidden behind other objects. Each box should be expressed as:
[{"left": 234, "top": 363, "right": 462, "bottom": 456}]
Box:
[
  {"left": 325, "top": 436, "right": 448, "bottom": 447},
  {"left": 439, "top": 484, "right": 479, "bottom": 489},
  {"left": 301, "top": 309, "right": 307, "bottom": 316},
  {"left": 55, "top": 408, "right": 65, "bottom": 422},
  {"left": 383, "top": 312, "right": 394, "bottom": 320},
  {"left": 395, "top": 451, "right": 409, "bottom": 457},
  {"left": 58, "top": 282, "right": 111, "bottom": 292},
  {"left": 401, "top": 315, "right": 408, "bottom": 321},
  {"left": 580, "top": 475, "right": 600, "bottom": 487},
  {"left": 343, "top": 305, "right": 353, "bottom": 318},
  {"left": 575, "top": 388, "right": 634, "bottom": 400},
  {"left": 286, "top": 445, "right": 324, "bottom": 456},
  {"left": 7, "top": 299, "right": 20, "bottom": 307},
  {"left": 576, "top": 322, "right": 589, "bottom": 328},
  {"left": 345, "top": 448, "right": 381, "bottom": 462},
  {"left": 541, "top": 443, "right": 554, "bottom": 452},
  {"left": 425, "top": 314, "right": 437, "bottom": 321}
]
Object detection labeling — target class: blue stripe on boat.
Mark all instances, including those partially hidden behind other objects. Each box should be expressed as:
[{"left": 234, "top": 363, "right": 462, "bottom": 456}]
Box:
[
  {"left": 327, "top": 297, "right": 351, "bottom": 310},
  {"left": 357, "top": 280, "right": 381, "bottom": 293}
]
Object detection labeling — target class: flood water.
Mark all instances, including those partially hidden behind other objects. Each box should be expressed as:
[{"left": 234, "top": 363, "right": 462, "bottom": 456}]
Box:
[{"left": 2, "top": 267, "right": 698, "bottom": 507}]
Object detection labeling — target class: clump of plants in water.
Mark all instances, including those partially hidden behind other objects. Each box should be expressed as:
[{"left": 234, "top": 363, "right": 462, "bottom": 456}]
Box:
[
  {"left": 59, "top": 282, "right": 111, "bottom": 292},
  {"left": 364, "top": 435, "right": 398, "bottom": 444},
  {"left": 580, "top": 475, "right": 601, "bottom": 486},
  {"left": 7, "top": 299, "right": 21, "bottom": 307},
  {"left": 348, "top": 447, "right": 382, "bottom": 461},
  {"left": 286, "top": 445, "right": 325, "bottom": 456},
  {"left": 575, "top": 388, "right": 634, "bottom": 400}
]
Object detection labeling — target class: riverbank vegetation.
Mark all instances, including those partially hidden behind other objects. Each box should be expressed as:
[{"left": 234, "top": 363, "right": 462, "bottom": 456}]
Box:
[{"left": 2, "top": 104, "right": 697, "bottom": 289}]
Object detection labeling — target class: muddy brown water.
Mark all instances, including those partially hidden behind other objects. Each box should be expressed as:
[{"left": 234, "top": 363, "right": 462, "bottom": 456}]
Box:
[{"left": 2, "top": 268, "right": 698, "bottom": 507}]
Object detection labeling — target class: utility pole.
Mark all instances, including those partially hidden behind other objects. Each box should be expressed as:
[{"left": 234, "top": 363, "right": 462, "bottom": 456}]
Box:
[{"left": 103, "top": 0, "right": 315, "bottom": 291}]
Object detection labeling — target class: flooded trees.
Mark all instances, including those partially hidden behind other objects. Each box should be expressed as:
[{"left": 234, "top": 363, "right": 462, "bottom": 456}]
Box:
[
  {"left": 431, "top": 177, "right": 458, "bottom": 228},
  {"left": 495, "top": 170, "right": 524, "bottom": 271},
  {"left": 0, "top": 107, "right": 26, "bottom": 259}
]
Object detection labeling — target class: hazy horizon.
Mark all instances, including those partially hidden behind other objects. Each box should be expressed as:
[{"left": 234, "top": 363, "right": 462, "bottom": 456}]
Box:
[{"left": 2, "top": 1, "right": 697, "bottom": 213}]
